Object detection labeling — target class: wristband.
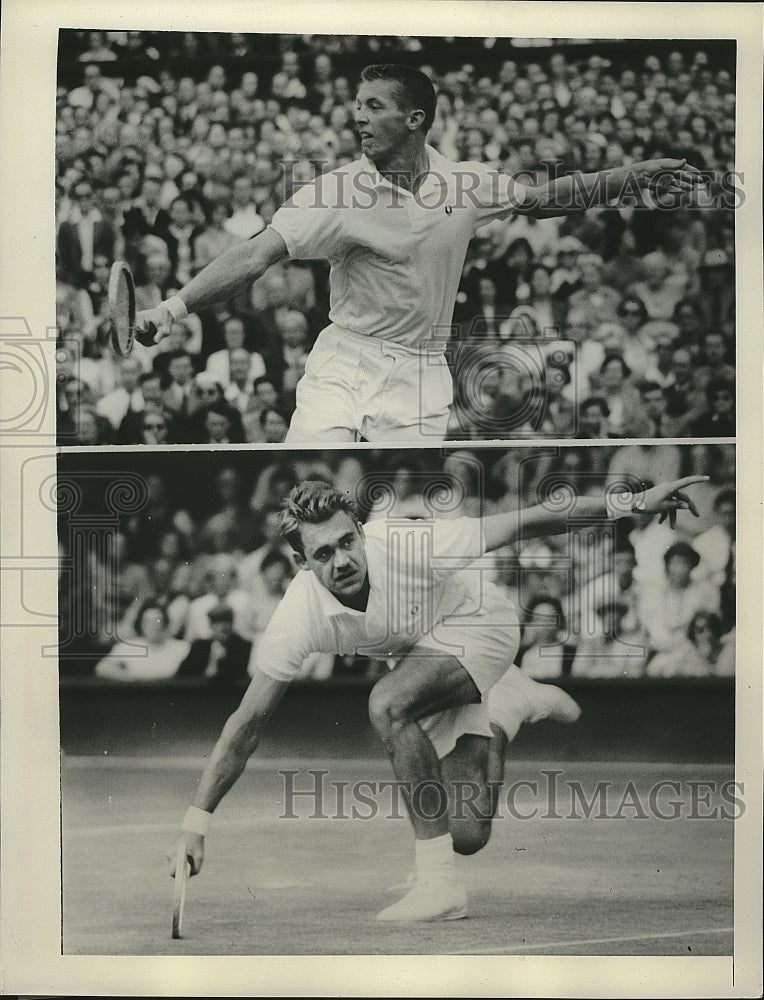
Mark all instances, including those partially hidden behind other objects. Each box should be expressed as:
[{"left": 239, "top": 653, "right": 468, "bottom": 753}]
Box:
[
  {"left": 163, "top": 295, "right": 189, "bottom": 321},
  {"left": 182, "top": 805, "right": 212, "bottom": 837}
]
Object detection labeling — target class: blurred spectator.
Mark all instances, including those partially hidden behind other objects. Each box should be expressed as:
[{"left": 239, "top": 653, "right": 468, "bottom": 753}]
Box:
[
  {"left": 206, "top": 314, "right": 267, "bottom": 388},
  {"left": 185, "top": 554, "right": 252, "bottom": 642},
  {"left": 597, "top": 353, "right": 642, "bottom": 437},
  {"left": 627, "top": 252, "right": 685, "bottom": 321},
  {"left": 571, "top": 598, "right": 647, "bottom": 678},
  {"left": 517, "top": 596, "right": 576, "bottom": 679},
  {"left": 58, "top": 180, "right": 115, "bottom": 287},
  {"left": 638, "top": 541, "right": 720, "bottom": 655},
  {"left": 684, "top": 376, "right": 735, "bottom": 436},
  {"left": 692, "top": 487, "right": 735, "bottom": 589},
  {"left": 224, "top": 173, "right": 266, "bottom": 239},
  {"left": 259, "top": 406, "right": 290, "bottom": 443},
  {"left": 663, "top": 346, "right": 706, "bottom": 431},
  {"left": 646, "top": 611, "right": 734, "bottom": 677},
  {"left": 176, "top": 603, "right": 252, "bottom": 683},
  {"left": 94, "top": 599, "right": 190, "bottom": 681}
]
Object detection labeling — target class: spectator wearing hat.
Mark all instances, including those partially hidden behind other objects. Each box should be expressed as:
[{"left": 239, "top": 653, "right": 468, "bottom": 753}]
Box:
[
  {"left": 638, "top": 541, "right": 720, "bottom": 655},
  {"left": 176, "top": 603, "right": 252, "bottom": 684}
]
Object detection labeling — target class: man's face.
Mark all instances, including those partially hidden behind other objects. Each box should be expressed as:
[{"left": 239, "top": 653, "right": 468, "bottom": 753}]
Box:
[
  {"left": 641, "top": 388, "right": 666, "bottom": 421},
  {"left": 168, "top": 355, "right": 193, "bottom": 385},
  {"left": 206, "top": 410, "right": 231, "bottom": 442},
  {"left": 255, "top": 381, "right": 278, "bottom": 407},
  {"left": 671, "top": 350, "right": 692, "bottom": 383},
  {"left": 703, "top": 334, "right": 726, "bottom": 365},
  {"left": 354, "top": 79, "right": 414, "bottom": 162},
  {"left": 263, "top": 410, "right": 288, "bottom": 443},
  {"left": 710, "top": 386, "right": 733, "bottom": 415},
  {"left": 296, "top": 511, "right": 368, "bottom": 598},
  {"left": 224, "top": 319, "right": 246, "bottom": 350},
  {"left": 580, "top": 404, "right": 605, "bottom": 436},
  {"left": 229, "top": 348, "right": 251, "bottom": 384}
]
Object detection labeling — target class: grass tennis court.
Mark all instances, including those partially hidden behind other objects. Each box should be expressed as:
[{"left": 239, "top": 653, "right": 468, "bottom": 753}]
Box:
[{"left": 62, "top": 757, "right": 734, "bottom": 956}]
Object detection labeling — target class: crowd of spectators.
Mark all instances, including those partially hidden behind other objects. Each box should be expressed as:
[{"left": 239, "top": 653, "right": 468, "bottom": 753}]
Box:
[
  {"left": 58, "top": 444, "right": 735, "bottom": 683},
  {"left": 56, "top": 32, "right": 736, "bottom": 443}
]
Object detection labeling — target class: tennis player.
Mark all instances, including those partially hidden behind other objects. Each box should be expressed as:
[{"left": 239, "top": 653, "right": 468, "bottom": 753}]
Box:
[
  {"left": 137, "top": 64, "right": 705, "bottom": 442},
  {"left": 170, "top": 473, "right": 706, "bottom": 921}
]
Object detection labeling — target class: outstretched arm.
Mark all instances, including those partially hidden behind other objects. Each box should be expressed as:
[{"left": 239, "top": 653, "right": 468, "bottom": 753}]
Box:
[
  {"left": 482, "top": 475, "right": 708, "bottom": 552},
  {"left": 137, "top": 228, "right": 289, "bottom": 343},
  {"left": 169, "top": 668, "right": 290, "bottom": 876},
  {"left": 518, "top": 157, "right": 705, "bottom": 219}
]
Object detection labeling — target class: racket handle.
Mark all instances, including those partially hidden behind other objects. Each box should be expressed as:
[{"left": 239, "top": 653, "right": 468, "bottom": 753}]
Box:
[{"left": 136, "top": 321, "right": 157, "bottom": 347}]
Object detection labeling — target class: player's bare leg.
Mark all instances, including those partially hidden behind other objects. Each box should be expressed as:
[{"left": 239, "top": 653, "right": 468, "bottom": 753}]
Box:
[{"left": 369, "top": 653, "right": 479, "bottom": 921}]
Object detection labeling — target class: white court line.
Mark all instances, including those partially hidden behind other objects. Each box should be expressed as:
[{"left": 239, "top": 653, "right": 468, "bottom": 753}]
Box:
[
  {"left": 457, "top": 926, "right": 734, "bottom": 954},
  {"left": 62, "top": 755, "right": 385, "bottom": 771},
  {"left": 61, "top": 755, "right": 734, "bottom": 774}
]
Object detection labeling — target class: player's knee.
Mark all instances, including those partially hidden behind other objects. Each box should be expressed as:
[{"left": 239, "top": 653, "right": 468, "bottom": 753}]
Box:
[
  {"left": 451, "top": 820, "right": 492, "bottom": 856},
  {"left": 368, "top": 680, "right": 411, "bottom": 737}
]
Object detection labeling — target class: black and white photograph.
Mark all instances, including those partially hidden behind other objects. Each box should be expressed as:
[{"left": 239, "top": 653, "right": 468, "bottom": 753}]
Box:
[
  {"left": 57, "top": 444, "right": 737, "bottom": 955},
  {"left": 0, "top": 1, "right": 762, "bottom": 997}
]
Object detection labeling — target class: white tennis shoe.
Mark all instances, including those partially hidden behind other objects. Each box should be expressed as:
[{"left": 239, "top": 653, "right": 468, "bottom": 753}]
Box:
[
  {"left": 487, "top": 665, "right": 581, "bottom": 740},
  {"left": 377, "top": 878, "right": 468, "bottom": 922}
]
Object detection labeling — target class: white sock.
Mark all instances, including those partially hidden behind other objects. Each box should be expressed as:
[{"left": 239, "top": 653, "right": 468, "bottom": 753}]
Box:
[{"left": 415, "top": 833, "right": 456, "bottom": 882}]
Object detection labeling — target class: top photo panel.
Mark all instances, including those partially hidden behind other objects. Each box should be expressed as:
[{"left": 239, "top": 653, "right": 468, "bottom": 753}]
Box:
[{"left": 56, "top": 32, "right": 737, "bottom": 446}]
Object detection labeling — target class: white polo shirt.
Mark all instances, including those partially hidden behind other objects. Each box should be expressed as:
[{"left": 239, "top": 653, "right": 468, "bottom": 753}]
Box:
[
  {"left": 269, "top": 146, "right": 529, "bottom": 350},
  {"left": 254, "top": 516, "right": 505, "bottom": 682}
]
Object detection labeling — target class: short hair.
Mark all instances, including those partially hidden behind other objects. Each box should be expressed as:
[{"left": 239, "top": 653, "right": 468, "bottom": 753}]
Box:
[
  {"left": 280, "top": 480, "right": 359, "bottom": 557},
  {"left": 360, "top": 64, "right": 437, "bottom": 133},
  {"left": 705, "top": 376, "right": 734, "bottom": 403},
  {"left": 663, "top": 541, "right": 700, "bottom": 569},
  {"left": 580, "top": 395, "right": 610, "bottom": 418}
]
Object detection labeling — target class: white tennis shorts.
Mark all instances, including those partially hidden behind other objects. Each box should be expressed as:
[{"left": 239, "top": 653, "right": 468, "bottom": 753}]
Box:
[
  {"left": 389, "top": 588, "right": 521, "bottom": 760},
  {"left": 285, "top": 325, "right": 453, "bottom": 443}
]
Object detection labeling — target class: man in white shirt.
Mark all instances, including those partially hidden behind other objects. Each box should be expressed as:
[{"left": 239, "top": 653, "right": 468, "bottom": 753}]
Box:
[
  {"left": 137, "top": 64, "right": 704, "bottom": 443},
  {"left": 168, "top": 473, "right": 705, "bottom": 922}
]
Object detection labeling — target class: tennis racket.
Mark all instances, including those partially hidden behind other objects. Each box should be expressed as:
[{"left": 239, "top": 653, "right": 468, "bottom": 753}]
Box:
[
  {"left": 108, "top": 261, "right": 157, "bottom": 356},
  {"left": 171, "top": 842, "right": 192, "bottom": 939}
]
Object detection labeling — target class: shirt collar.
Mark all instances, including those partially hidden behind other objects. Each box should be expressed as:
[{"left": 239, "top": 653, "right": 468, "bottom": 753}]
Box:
[{"left": 359, "top": 145, "right": 445, "bottom": 199}]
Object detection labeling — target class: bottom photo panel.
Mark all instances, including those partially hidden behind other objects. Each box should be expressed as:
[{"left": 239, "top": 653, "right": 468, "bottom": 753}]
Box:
[{"left": 58, "top": 442, "right": 737, "bottom": 956}]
